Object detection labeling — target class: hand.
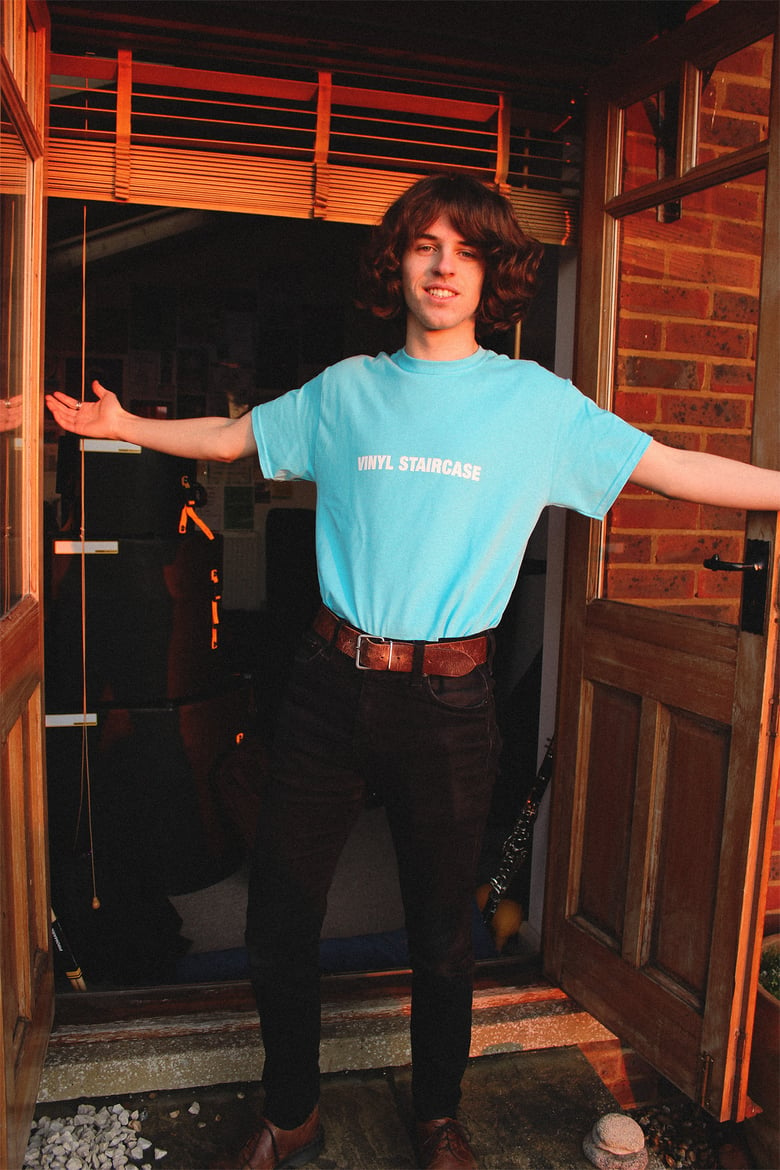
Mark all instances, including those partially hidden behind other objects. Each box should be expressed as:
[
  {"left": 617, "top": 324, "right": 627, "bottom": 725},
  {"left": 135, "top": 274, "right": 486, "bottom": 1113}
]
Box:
[
  {"left": 45, "top": 380, "right": 124, "bottom": 438},
  {"left": 1, "top": 395, "right": 22, "bottom": 433}
]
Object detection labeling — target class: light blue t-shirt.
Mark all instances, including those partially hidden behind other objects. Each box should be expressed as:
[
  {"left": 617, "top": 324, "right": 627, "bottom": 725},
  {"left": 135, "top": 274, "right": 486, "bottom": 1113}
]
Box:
[{"left": 251, "top": 347, "right": 650, "bottom": 641}]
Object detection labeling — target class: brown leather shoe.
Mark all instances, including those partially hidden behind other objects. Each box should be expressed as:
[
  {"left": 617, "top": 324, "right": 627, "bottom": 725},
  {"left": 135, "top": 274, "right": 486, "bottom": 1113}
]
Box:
[
  {"left": 230, "top": 1106, "right": 323, "bottom": 1169},
  {"left": 416, "top": 1118, "right": 477, "bottom": 1169}
]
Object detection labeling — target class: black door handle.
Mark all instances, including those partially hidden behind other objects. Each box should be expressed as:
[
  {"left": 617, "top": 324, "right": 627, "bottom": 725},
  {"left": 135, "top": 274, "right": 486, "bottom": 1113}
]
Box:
[
  {"left": 703, "top": 540, "right": 770, "bottom": 635},
  {"left": 702, "top": 553, "right": 766, "bottom": 572}
]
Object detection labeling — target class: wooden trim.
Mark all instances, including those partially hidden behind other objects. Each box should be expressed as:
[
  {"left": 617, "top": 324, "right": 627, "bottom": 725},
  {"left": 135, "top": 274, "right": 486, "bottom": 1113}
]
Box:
[
  {"left": 0, "top": 597, "right": 42, "bottom": 738},
  {"left": 588, "top": 1, "right": 776, "bottom": 108},
  {"left": 0, "top": 49, "right": 44, "bottom": 158},
  {"left": 753, "top": 30, "right": 780, "bottom": 473},
  {"left": 51, "top": 956, "right": 541, "bottom": 1027},
  {"left": 605, "top": 140, "right": 771, "bottom": 219},
  {"left": 114, "top": 49, "right": 131, "bottom": 200},
  {"left": 495, "top": 93, "right": 511, "bottom": 186}
]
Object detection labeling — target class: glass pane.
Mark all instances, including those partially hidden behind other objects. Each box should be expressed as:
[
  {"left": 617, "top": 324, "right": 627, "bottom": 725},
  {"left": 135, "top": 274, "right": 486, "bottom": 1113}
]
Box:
[
  {"left": 621, "top": 83, "right": 679, "bottom": 194},
  {"left": 604, "top": 171, "right": 765, "bottom": 625},
  {"left": 0, "top": 101, "right": 27, "bottom": 614},
  {"left": 698, "top": 35, "right": 773, "bottom": 165}
]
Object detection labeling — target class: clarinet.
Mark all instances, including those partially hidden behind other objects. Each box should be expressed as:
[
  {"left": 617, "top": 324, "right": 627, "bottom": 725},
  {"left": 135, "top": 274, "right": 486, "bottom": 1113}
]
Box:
[{"left": 481, "top": 737, "right": 554, "bottom": 924}]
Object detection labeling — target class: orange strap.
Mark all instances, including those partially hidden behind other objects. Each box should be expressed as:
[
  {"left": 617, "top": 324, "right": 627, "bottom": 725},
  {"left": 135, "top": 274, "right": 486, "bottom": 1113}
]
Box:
[{"left": 179, "top": 503, "right": 215, "bottom": 540}]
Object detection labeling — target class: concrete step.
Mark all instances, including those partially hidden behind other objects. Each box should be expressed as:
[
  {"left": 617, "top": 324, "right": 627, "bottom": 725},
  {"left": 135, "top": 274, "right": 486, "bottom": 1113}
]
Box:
[{"left": 40, "top": 973, "right": 615, "bottom": 1102}]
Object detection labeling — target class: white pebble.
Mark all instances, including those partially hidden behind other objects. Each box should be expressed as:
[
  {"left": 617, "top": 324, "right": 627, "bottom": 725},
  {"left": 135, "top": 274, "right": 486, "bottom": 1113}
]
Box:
[
  {"left": 188, "top": 1102, "right": 200, "bottom": 1115},
  {"left": 24, "top": 1102, "right": 153, "bottom": 1170}
]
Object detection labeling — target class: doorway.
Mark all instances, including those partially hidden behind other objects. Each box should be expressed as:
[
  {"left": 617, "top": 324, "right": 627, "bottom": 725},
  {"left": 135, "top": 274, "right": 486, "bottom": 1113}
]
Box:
[{"left": 43, "top": 201, "right": 566, "bottom": 995}]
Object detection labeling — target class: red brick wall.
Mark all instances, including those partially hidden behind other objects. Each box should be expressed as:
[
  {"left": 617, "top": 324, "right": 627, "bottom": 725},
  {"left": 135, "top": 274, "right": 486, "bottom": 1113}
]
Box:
[{"left": 602, "top": 33, "right": 779, "bottom": 924}]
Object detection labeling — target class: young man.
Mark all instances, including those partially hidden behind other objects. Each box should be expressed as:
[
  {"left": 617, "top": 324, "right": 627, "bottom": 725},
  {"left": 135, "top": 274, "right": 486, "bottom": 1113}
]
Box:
[{"left": 47, "top": 174, "right": 779, "bottom": 1170}]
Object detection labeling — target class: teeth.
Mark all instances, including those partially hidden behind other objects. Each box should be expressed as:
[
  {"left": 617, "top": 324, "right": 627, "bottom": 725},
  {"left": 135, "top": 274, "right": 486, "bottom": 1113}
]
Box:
[{"left": 428, "top": 288, "right": 455, "bottom": 299}]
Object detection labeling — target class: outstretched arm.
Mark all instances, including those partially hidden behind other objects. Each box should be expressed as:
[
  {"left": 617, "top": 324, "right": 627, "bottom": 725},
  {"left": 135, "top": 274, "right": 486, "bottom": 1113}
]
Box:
[
  {"left": 630, "top": 439, "right": 780, "bottom": 510},
  {"left": 46, "top": 380, "right": 257, "bottom": 463}
]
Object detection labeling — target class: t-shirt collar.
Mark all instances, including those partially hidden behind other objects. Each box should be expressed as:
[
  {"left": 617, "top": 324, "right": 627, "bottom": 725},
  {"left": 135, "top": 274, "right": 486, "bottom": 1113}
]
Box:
[{"left": 392, "top": 347, "right": 488, "bottom": 375}]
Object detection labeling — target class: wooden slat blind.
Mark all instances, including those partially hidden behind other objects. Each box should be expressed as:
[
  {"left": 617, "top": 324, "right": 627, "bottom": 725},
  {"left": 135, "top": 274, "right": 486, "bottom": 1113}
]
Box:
[{"left": 48, "top": 50, "right": 580, "bottom": 242}]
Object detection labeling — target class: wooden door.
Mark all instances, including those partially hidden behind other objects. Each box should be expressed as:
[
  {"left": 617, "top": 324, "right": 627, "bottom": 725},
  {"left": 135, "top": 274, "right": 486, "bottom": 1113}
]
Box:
[
  {"left": 1, "top": 3, "right": 53, "bottom": 1166},
  {"left": 544, "top": 2, "right": 779, "bottom": 1123}
]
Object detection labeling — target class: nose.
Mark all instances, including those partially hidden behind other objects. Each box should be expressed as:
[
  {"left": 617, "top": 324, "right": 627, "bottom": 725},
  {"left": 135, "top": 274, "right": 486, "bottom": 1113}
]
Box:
[{"left": 433, "top": 247, "right": 456, "bottom": 276}]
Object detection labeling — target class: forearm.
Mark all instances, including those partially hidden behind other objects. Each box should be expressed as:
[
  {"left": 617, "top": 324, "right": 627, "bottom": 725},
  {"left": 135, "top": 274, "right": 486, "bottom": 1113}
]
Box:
[
  {"left": 631, "top": 440, "right": 780, "bottom": 510},
  {"left": 116, "top": 411, "right": 249, "bottom": 462}
]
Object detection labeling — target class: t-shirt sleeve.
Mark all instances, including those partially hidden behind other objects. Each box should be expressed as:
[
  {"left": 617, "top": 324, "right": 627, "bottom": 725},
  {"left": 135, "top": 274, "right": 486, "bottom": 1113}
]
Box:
[
  {"left": 250, "top": 375, "right": 323, "bottom": 481},
  {"left": 548, "top": 382, "right": 652, "bottom": 519}
]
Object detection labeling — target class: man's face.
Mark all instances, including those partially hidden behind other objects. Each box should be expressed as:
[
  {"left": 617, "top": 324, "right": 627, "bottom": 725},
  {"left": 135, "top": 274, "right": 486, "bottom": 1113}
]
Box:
[{"left": 401, "top": 214, "right": 485, "bottom": 355}]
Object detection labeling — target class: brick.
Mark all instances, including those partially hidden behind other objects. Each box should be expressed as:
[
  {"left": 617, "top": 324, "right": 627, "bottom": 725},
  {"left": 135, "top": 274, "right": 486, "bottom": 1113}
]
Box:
[
  {"left": 619, "top": 281, "right": 711, "bottom": 319},
  {"left": 696, "top": 570, "right": 743, "bottom": 601},
  {"left": 619, "top": 241, "right": 667, "bottom": 279},
  {"left": 699, "top": 503, "right": 746, "bottom": 530},
  {"left": 625, "top": 103, "right": 654, "bottom": 132},
  {"left": 610, "top": 496, "right": 700, "bottom": 530},
  {"left": 613, "top": 389, "right": 659, "bottom": 424},
  {"left": 622, "top": 135, "right": 656, "bottom": 181},
  {"left": 605, "top": 534, "right": 652, "bottom": 563},
  {"left": 772, "top": 819, "right": 780, "bottom": 852},
  {"left": 655, "top": 533, "right": 742, "bottom": 564},
  {"left": 665, "top": 321, "right": 751, "bottom": 359},
  {"left": 765, "top": 883, "right": 780, "bottom": 916},
  {"left": 725, "top": 79, "right": 771, "bottom": 119},
  {"left": 714, "top": 217, "right": 764, "bottom": 255},
  {"left": 647, "top": 429, "right": 703, "bottom": 452},
  {"left": 711, "top": 363, "right": 754, "bottom": 392},
  {"left": 717, "top": 40, "right": 774, "bottom": 80},
  {"left": 621, "top": 355, "right": 701, "bottom": 390},
  {"left": 667, "top": 249, "right": 758, "bottom": 289},
  {"left": 712, "top": 291, "right": 759, "bottom": 324},
  {"left": 623, "top": 212, "right": 713, "bottom": 250},
  {"left": 607, "top": 568, "right": 694, "bottom": 599},
  {"left": 704, "top": 434, "right": 751, "bottom": 461},
  {"left": 699, "top": 112, "right": 765, "bottom": 151},
  {"left": 685, "top": 183, "right": 763, "bottom": 221},
  {"left": 661, "top": 395, "right": 747, "bottom": 429},
  {"left": 616, "top": 317, "right": 662, "bottom": 351}
]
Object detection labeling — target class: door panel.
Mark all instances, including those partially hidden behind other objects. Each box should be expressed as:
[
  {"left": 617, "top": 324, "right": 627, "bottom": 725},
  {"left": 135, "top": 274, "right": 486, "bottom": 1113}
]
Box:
[
  {"left": 1, "top": 4, "right": 53, "bottom": 1166},
  {"left": 544, "top": 5, "right": 778, "bottom": 1122}
]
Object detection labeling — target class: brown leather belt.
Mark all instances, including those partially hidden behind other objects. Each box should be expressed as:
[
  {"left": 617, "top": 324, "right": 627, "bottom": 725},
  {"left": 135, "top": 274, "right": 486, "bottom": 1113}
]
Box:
[{"left": 312, "top": 607, "right": 489, "bottom": 677}]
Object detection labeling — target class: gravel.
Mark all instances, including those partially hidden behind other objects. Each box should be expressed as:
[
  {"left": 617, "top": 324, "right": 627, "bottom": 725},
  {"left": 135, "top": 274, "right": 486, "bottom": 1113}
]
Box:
[{"left": 24, "top": 1102, "right": 164, "bottom": 1170}]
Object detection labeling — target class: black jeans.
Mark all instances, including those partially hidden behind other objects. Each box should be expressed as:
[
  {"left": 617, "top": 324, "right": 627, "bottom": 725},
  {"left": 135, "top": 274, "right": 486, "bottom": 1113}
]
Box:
[{"left": 245, "top": 625, "right": 500, "bottom": 1128}]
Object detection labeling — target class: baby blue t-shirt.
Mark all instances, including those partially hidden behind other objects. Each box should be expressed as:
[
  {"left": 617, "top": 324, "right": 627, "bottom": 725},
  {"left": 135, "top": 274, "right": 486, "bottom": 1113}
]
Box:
[{"left": 251, "top": 347, "right": 650, "bottom": 641}]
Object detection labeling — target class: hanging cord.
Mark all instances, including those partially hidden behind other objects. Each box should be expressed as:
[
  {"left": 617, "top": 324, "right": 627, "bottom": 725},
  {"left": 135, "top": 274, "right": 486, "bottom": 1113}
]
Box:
[{"left": 75, "top": 202, "right": 100, "bottom": 911}]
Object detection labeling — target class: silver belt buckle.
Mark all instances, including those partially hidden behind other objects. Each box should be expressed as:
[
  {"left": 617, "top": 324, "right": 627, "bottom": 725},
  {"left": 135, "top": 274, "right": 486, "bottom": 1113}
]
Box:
[{"left": 355, "top": 633, "right": 391, "bottom": 669}]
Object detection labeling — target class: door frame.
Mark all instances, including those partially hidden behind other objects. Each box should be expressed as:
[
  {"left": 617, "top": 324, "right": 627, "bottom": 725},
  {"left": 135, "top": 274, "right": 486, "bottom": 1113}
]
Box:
[{"left": 1, "top": 2, "right": 54, "bottom": 1166}]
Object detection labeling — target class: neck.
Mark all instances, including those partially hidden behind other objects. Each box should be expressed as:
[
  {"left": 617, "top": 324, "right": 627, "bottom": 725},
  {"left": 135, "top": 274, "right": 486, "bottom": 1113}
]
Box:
[{"left": 404, "top": 320, "right": 479, "bottom": 361}]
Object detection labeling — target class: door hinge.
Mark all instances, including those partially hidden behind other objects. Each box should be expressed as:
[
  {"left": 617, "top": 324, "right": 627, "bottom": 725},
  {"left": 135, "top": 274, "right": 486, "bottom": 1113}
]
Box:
[{"left": 697, "top": 1051, "right": 714, "bottom": 1110}]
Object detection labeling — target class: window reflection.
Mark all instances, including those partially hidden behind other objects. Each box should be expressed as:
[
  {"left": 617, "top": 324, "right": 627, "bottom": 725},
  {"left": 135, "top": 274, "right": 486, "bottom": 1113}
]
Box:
[
  {"left": 698, "top": 36, "right": 773, "bottom": 164},
  {"left": 0, "top": 102, "right": 27, "bottom": 614},
  {"left": 621, "top": 86, "right": 679, "bottom": 195}
]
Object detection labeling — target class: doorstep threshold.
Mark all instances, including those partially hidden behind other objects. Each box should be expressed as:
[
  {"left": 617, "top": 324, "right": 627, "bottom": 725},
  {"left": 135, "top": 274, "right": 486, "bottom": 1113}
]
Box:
[{"left": 40, "top": 965, "right": 615, "bottom": 1103}]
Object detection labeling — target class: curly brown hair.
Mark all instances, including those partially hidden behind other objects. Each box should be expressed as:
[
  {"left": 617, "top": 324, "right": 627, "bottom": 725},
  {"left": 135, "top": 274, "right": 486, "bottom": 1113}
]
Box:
[{"left": 357, "top": 174, "right": 544, "bottom": 337}]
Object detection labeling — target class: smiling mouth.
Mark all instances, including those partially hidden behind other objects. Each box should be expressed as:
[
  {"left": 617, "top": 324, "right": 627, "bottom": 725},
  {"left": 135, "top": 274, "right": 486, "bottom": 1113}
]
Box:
[{"left": 426, "top": 287, "right": 457, "bottom": 299}]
